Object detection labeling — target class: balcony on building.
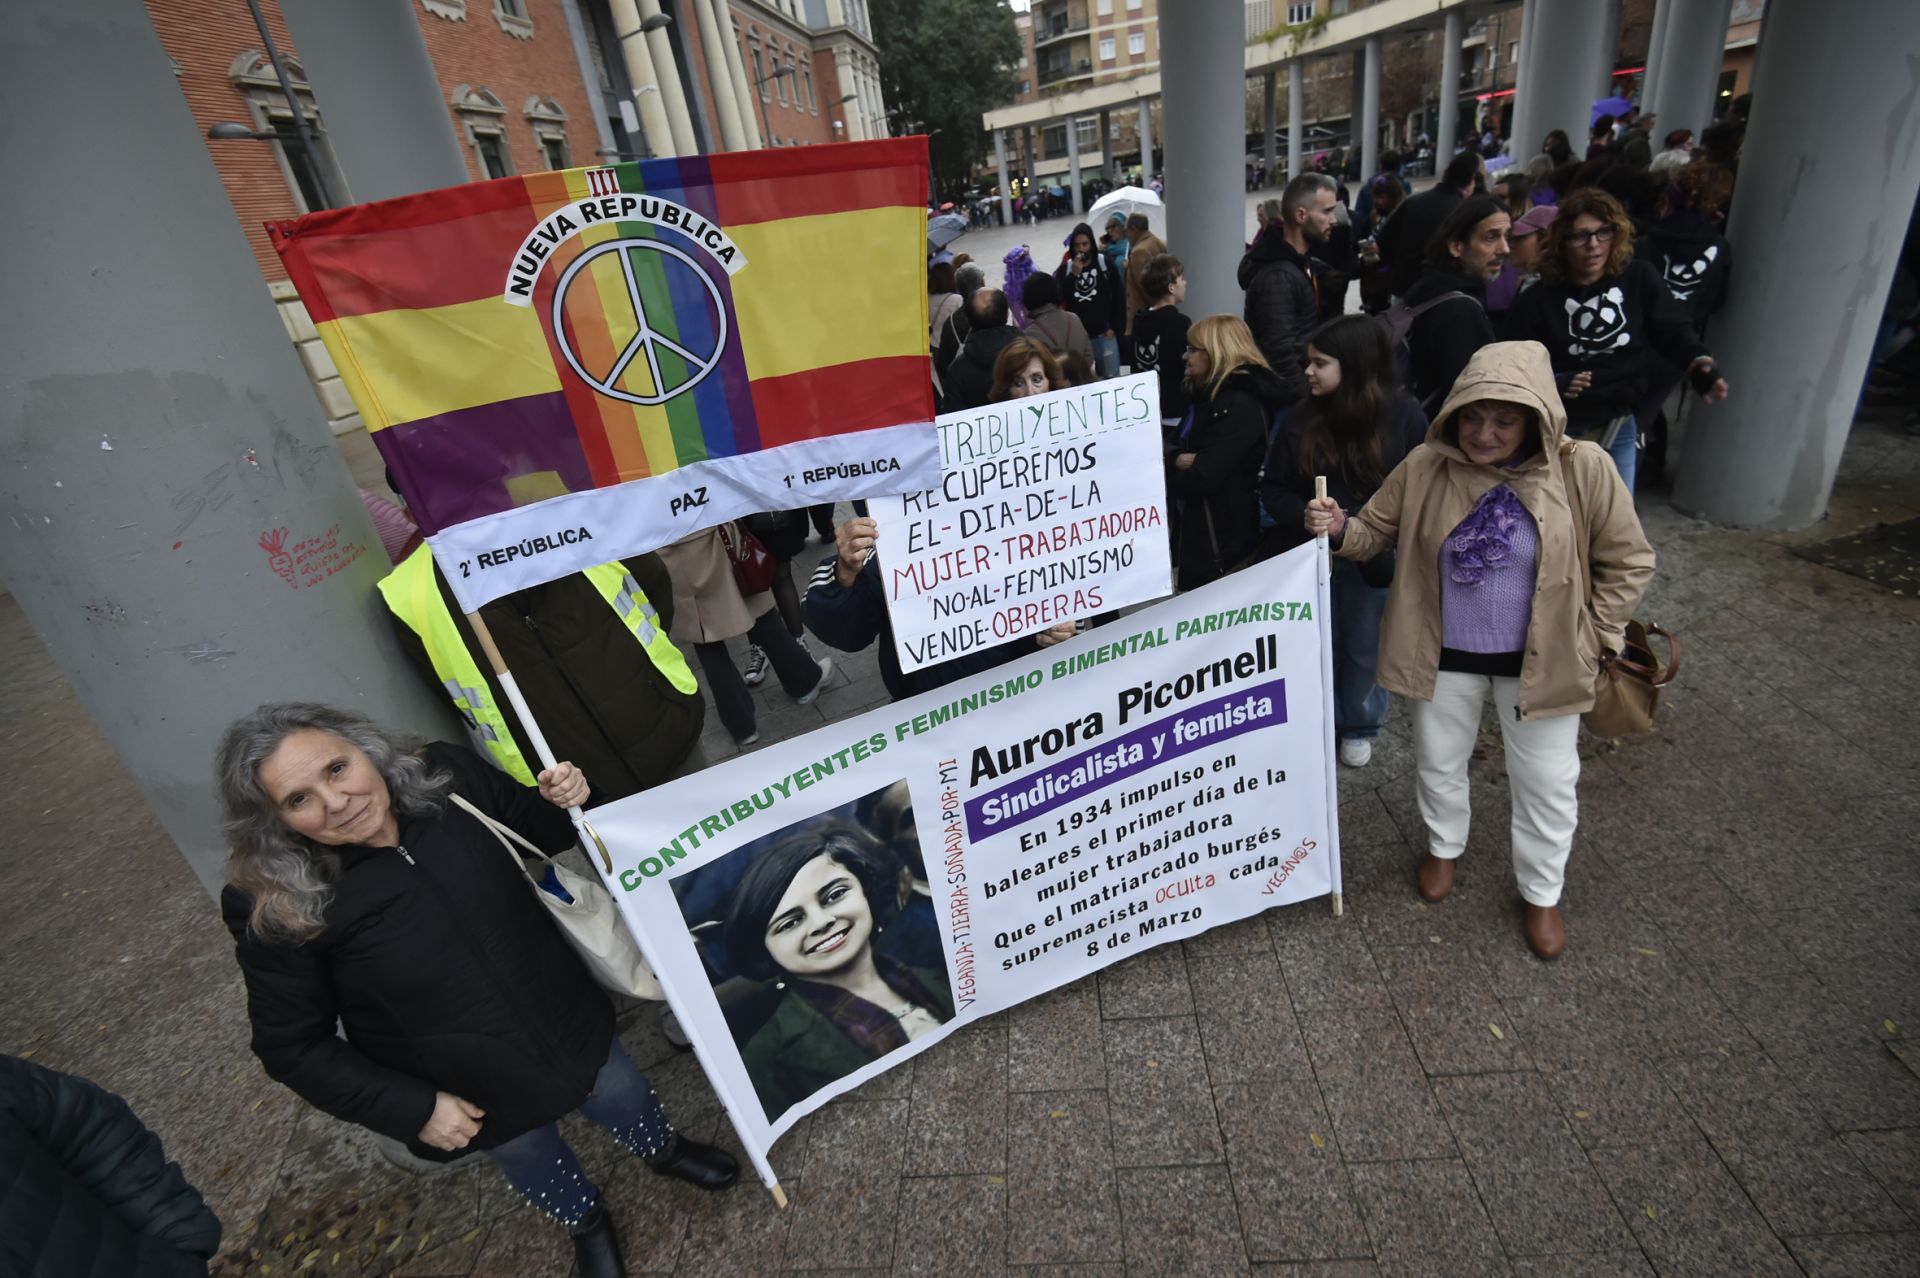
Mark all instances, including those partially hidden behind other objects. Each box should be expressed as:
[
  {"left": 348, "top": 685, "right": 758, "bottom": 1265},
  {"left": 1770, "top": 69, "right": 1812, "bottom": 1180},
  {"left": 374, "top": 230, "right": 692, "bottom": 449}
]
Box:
[{"left": 1032, "top": 0, "right": 1089, "bottom": 48}]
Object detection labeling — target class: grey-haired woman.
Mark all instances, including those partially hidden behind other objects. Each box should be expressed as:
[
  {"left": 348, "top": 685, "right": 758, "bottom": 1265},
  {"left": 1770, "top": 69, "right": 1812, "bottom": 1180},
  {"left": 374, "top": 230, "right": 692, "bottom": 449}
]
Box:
[{"left": 216, "top": 703, "right": 734, "bottom": 1278}]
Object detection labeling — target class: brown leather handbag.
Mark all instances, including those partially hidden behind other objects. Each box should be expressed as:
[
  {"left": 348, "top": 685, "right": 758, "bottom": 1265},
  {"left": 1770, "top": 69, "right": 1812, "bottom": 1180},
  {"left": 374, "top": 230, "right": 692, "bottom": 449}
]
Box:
[{"left": 1583, "top": 620, "right": 1680, "bottom": 738}]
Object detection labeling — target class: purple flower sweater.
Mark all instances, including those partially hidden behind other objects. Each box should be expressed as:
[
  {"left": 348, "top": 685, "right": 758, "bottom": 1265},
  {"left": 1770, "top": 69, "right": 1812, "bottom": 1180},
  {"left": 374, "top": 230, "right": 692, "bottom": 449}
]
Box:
[{"left": 1440, "top": 485, "right": 1538, "bottom": 654}]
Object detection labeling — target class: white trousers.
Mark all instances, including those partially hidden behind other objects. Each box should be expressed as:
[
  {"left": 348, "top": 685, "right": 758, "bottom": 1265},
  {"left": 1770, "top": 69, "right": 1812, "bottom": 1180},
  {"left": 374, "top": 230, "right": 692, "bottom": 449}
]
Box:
[{"left": 1411, "top": 670, "right": 1581, "bottom": 907}]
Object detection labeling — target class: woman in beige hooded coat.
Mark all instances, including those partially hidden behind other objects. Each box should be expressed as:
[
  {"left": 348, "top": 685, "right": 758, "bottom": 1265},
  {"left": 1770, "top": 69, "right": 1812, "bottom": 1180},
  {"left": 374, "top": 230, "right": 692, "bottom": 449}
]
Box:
[{"left": 1306, "top": 341, "right": 1654, "bottom": 958}]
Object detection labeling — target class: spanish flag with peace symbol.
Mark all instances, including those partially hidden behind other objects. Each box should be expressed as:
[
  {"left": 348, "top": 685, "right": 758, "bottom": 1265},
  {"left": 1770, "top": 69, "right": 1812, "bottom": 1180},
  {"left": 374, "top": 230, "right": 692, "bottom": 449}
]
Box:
[{"left": 270, "top": 138, "right": 936, "bottom": 609}]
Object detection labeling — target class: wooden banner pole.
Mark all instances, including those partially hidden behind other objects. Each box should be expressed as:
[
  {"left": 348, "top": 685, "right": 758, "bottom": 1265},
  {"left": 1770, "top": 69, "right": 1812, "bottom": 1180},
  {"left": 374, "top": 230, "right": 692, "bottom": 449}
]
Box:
[{"left": 1312, "top": 476, "right": 1343, "bottom": 919}]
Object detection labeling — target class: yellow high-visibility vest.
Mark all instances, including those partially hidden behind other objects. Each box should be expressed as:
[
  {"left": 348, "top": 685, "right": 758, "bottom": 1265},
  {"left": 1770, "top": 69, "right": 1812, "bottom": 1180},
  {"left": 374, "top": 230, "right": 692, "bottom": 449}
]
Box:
[{"left": 378, "top": 546, "right": 696, "bottom": 786}]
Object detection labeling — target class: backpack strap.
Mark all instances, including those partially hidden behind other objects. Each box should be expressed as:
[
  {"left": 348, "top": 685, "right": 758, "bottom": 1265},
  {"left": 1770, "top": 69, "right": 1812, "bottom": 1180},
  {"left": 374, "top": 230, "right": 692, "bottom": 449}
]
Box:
[{"left": 1406, "top": 289, "right": 1475, "bottom": 319}]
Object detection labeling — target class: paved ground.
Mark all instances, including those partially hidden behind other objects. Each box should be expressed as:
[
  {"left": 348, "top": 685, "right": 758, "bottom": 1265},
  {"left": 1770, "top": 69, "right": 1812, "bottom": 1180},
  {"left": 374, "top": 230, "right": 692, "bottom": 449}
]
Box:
[{"left": 4, "top": 391, "right": 1918, "bottom": 1275}]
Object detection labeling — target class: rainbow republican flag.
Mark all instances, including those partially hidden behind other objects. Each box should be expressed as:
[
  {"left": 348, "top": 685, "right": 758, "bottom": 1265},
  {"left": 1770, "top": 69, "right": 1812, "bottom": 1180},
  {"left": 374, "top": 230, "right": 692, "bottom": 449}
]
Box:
[{"left": 271, "top": 139, "right": 937, "bottom": 609}]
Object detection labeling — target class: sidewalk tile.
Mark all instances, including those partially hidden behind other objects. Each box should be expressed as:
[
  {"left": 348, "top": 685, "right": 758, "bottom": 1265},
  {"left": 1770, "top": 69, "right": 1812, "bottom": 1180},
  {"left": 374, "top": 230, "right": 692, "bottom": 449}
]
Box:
[
  {"left": 1097, "top": 942, "right": 1195, "bottom": 1019},
  {"left": 1116, "top": 1164, "right": 1250, "bottom": 1275},
  {"left": 1007, "top": 980, "right": 1107, "bottom": 1093},
  {"left": 1191, "top": 952, "right": 1312, "bottom": 1085},
  {"left": 1299, "top": 1010, "right": 1454, "bottom": 1163},
  {"left": 1347, "top": 1159, "right": 1506, "bottom": 1278},
  {"left": 1587, "top": 1141, "right": 1801, "bottom": 1277},
  {"left": 1842, "top": 1127, "right": 1920, "bottom": 1220},
  {"left": 1214, "top": 1081, "right": 1369, "bottom": 1262},
  {"left": 891, "top": 1175, "right": 1005, "bottom": 1276},
  {"left": 1784, "top": 1230, "right": 1920, "bottom": 1277},
  {"left": 1005, "top": 1092, "right": 1122, "bottom": 1266},
  {"left": 1373, "top": 942, "right": 1528, "bottom": 1076},
  {"left": 1103, "top": 1015, "right": 1223, "bottom": 1166},
  {"left": 1541, "top": 1064, "right": 1696, "bottom": 1151}
]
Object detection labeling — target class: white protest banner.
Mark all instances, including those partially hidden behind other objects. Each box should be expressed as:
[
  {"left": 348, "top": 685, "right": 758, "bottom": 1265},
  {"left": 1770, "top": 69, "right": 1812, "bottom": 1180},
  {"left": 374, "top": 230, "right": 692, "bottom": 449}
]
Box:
[
  {"left": 587, "top": 542, "right": 1341, "bottom": 1185},
  {"left": 866, "top": 372, "right": 1172, "bottom": 674}
]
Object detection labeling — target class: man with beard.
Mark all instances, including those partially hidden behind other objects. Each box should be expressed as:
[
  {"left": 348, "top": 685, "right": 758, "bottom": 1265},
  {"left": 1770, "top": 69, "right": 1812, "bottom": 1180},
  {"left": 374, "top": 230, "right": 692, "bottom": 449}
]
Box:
[{"left": 1241, "top": 172, "right": 1338, "bottom": 406}]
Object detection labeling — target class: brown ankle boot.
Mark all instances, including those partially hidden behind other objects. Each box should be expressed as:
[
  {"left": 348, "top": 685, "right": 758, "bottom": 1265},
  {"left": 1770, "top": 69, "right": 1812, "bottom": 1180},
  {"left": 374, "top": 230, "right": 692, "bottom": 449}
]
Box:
[
  {"left": 1523, "top": 905, "right": 1567, "bottom": 960},
  {"left": 1416, "top": 854, "right": 1456, "bottom": 903}
]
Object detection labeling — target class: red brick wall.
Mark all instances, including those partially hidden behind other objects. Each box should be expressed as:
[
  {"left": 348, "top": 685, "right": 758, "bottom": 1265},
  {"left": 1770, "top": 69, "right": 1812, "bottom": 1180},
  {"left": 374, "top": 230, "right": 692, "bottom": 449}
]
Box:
[
  {"left": 736, "top": 14, "right": 835, "bottom": 146},
  {"left": 412, "top": 0, "right": 603, "bottom": 182},
  {"left": 145, "top": 0, "right": 308, "bottom": 281},
  {"left": 811, "top": 48, "right": 851, "bottom": 142}
]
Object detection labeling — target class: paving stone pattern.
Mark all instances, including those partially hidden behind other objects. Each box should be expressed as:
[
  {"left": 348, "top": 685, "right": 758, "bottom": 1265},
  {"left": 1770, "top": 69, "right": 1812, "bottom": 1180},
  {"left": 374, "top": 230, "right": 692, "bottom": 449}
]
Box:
[{"left": 1, "top": 413, "right": 1917, "bottom": 1276}]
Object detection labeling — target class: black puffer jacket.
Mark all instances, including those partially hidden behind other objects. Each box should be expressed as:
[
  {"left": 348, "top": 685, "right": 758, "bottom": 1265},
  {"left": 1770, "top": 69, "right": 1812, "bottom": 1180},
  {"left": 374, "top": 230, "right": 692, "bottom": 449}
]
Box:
[
  {"left": 0, "top": 1055, "right": 222, "bottom": 1277},
  {"left": 1168, "top": 364, "right": 1291, "bottom": 589},
  {"left": 1403, "top": 265, "right": 1496, "bottom": 414},
  {"left": 1239, "top": 232, "right": 1315, "bottom": 405},
  {"left": 943, "top": 324, "right": 1020, "bottom": 411},
  {"left": 222, "top": 744, "right": 614, "bottom": 1163}
]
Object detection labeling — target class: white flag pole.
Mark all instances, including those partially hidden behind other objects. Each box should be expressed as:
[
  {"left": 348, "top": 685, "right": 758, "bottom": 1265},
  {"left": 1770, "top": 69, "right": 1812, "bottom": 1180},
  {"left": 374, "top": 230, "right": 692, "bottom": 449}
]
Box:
[
  {"left": 1312, "top": 477, "right": 1344, "bottom": 917},
  {"left": 462, "top": 605, "right": 791, "bottom": 1207}
]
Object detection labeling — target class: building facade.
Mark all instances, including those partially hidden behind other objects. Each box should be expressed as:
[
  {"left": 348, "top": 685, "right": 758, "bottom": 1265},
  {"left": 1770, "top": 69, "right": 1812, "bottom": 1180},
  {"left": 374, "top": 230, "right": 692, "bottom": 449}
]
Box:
[{"left": 145, "top": 0, "right": 885, "bottom": 436}]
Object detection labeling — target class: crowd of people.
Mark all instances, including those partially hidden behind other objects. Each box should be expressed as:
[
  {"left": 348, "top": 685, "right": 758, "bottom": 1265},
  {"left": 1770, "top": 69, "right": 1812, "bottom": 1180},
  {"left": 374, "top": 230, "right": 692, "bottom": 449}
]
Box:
[{"left": 108, "top": 92, "right": 1768, "bottom": 1278}]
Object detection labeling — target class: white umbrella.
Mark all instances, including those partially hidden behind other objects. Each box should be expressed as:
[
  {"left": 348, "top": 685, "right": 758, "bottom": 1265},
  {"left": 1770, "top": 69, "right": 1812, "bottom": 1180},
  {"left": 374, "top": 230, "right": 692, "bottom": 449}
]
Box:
[{"left": 1087, "top": 185, "right": 1164, "bottom": 238}]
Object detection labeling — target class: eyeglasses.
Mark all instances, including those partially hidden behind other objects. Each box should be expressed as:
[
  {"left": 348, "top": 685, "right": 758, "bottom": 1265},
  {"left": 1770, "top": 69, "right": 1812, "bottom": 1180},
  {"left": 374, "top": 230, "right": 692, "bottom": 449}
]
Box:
[{"left": 1566, "top": 225, "right": 1619, "bottom": 248}]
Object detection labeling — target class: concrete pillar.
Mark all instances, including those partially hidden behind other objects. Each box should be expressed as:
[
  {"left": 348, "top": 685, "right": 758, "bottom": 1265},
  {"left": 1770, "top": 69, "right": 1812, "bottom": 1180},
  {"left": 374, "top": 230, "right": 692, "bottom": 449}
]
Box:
[
  {"left": 1023, "top": 124, "right": 1037, "bottom": 194},
  {"left": 1159, "top": 0, "right": 1244, "bottom": 318},
  {"left": 639, "top": 0, "right": 698, "bottom": 156},
  {"left": 1598, "top": 0, "right": 1623, "bottom": 94},
  {"left": 1640, "top": 0, "right": 1674, "bottom": 117},
  {"left": 1671, "top": 0, "right": 1920, "bottom": 528},
  {"left": 1510, "top": 0, "right": 1539, "bottom": 156},
  {"left": 277, "top": 0, "right": 465, "bottom": 201},
  {"left": 1136, "top": 98, "right": 1152, "bottom": 176},
  {"left": 691, "top": 0, "right": 747, "bottom": 150},
  {"left": 1360, "top": 36, "right": 1381, "bottom": 180},
  {"left": 994, "top": 128, "right": 1013, "bottom": 226},
  {"left": 1287, "top": 63, "right": 1304, "bottom": 178},
  {"left": 609, "top": 0, "right": 678, "bottom": 158},
  {"left": 1065, "top": 114, "right": 1083, "bottom": 215},
  {"left": 1654, "top": 0, "right": 1734, "bottom": 139},
  {"left": 0, "top": 0, "right": 454, "bottom": 895},
  {"left": 1349, "top": 48, "right": 1365, "bottom": 155},
  {"left": 711, "top": 0, "right": 761, "bottom": 148},
  {"left": 1100, "top": 107, "right": 1114, "bottom": 184},
  {"left": 1523, "top": 0, "right": 1613, "bottom": 168},
  {"left": 1262, "top": 70, "right": 1278, "bottom": 183},
  {"left": 1435, "top": 8, "right": 1463, "bottom": 164}
]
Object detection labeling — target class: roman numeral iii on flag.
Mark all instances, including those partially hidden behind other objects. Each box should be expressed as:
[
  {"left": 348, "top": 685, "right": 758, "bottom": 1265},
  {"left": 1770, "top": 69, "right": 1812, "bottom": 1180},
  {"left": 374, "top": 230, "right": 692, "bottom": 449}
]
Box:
[{"left": 269, "top": 139, "right": 939, "bottom": 611}]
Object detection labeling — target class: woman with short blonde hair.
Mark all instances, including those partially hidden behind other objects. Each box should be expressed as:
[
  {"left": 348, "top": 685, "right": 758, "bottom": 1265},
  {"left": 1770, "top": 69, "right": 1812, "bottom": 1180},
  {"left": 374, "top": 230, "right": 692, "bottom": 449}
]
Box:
[{"left": 1167, "top": 315, "right": 1287, "bottom": 589}]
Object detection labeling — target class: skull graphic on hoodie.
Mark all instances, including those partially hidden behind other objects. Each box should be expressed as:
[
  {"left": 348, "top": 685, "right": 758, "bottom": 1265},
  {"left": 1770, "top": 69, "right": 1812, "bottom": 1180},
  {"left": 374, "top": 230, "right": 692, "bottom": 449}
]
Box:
[
  {"left": 1564, "top": 287, "right": 1631, "bottom": 357},
  {"left": 1661, "top": 245, "right": 1720, "bottom": 302}
]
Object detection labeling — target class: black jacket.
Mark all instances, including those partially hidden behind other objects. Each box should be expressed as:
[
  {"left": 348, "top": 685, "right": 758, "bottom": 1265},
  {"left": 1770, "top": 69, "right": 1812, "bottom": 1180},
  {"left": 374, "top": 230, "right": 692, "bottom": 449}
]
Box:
[
  {"left": 1169, "top": 364, "right": 1290, "bottom": 588},
  {"left": 801, "top": 552, "right": 1040, "bottom": 701},
  {"left": 1239, "top": 232, "right": 1316, "bottom": 404},
  {"left": 1054, "top": 253, "right": 1124, "bottom": 338},
  {"left": 223, "top": 744, "right": 615, "bottom": 1163},
  {"left": 1504, "top": 257, "right": 1711, "bottom": 435},
  {"left": 1260, "top": 390, "right": 1429, "bottom": 552},
  {"left": 1404, "top": 266, "right": 1497, "bottom": 414},
  {"left": 0, "top": 1055, "right": 222, "bottom": 1277},
  {"left": 944, "top": 324, "right": 1020, "bottom": 412},
  {"left": 1130, "top": 304, "right": 1192, "bottom": 422},
  {"left": 1635, "top": 212, "right": 1732, "bottom": 331},
  {"left": 1377, "top": 183, "right": 1464, "bottom": 297},
  {"left": 388, "top": 553, "right": 700, "bottom": 801}
]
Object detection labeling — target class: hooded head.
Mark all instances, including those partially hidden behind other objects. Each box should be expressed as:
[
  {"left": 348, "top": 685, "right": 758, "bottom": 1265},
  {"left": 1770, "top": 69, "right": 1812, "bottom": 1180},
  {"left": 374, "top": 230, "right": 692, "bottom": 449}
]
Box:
[{"left": 1428, "top": 341, "right": 1567, "bottom": 468}]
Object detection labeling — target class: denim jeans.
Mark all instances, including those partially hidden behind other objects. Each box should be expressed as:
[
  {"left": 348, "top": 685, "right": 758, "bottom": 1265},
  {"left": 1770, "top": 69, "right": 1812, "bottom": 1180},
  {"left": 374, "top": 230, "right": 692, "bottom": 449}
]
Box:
[
  {"left": 696, "top": 608, "right": 822, "bottom": 742},
  {"left": 1089, "top": 333, "right": 1120, "bottom": 380},
  {"left": 486, "top": 1036, "right": 672, "bottom": 1226},
  {"left": 1579, "top": 415, "right": 1639, "bottom": 492},
  {"left": 1329, "top": 558, "right": 1390, "bottom": 740}
]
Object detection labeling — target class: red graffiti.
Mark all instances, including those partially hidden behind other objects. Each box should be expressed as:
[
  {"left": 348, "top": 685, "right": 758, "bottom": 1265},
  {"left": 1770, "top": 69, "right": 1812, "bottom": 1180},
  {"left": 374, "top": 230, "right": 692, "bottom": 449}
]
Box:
[{"left": 258, "top": 524, "right": 366, "bottom": 590}]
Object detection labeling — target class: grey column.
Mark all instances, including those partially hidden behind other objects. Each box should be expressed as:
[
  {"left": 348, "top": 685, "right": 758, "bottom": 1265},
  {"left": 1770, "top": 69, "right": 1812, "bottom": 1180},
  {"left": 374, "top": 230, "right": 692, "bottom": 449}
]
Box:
[
  {"left": 1099, "top": 108, "right": 1114, "bottom": 183},
  {"left": 1522, "top": 0, "right": 1613, "bottom": 168},
  {"left": 278, "top": 0, "right": 466, "bottom": 201},
  {"left": 1262, "top": 69, "right": 1278, "bottom": 182},
  {"left": 561, "top": 0, "right": 619, "bottom": 159},
  {"left": 994, "top": 128, "right": 1013, "bottom": 226},
  {"left": 1655, "top": 0, "right": 1734, "bottom": 138},
  {"left": 1598, "top": 0, "right": 1623, "bottom": 94},
  {"left": 1349, "top": 48, "right": 1364, "bottom": 153},
  {"left": 1435, "top": 9, "right": 1463, "bottom": 167},
  {"left": 610, "top": 0, "right": 678, "bottom": 159},
  {"left": 1510, "top": 0, "right": 1539, "bottom": 156},
  {"left": 0, "top": 0, "right": 454, "bottom": 894},
  {"left": 1671, "top": 0, "right": 1920, "bottom": 528},
  {"left": 1287, "top": 63, "right": 1304, "bottom": 178},
  {"left": 1066, "top": 114, "right": 1083, "bottom": 215},
  {"left": 1640, "top": 0, "right": 1674, "bottom": 118},
  {"left": 712, "top": 0, "right": 762, "bottom": 149},
  {"left": 1023, "top": 125, "right": 1037, "bottom": 199},
  {"left": 1136, "top": 98, "right": 1152, "bottom": 176},
  {"left": 692, "top": 0, "right": 747, "bottom": 150},
  {"left": 1160, "top": 0, "right": 1244, "bottom": 319},
  {"left": 1360, "top": 35, "right": 1381, "bottom": 179}
]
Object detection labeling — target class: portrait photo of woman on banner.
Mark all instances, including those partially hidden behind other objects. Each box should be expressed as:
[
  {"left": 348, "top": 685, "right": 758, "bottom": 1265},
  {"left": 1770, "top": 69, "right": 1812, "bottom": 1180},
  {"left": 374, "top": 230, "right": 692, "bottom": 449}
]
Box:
[{"left": 671, "top": 788, "right": 954, "bottom": 1122}]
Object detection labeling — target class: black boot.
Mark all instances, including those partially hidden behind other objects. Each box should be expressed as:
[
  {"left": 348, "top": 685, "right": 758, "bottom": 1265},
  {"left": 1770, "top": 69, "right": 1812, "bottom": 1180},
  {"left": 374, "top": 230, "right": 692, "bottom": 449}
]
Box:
[
  {"left": 569, "top": 1203, "right": 625, "bottom": 1278},
  {"left": 645, "top": 1133, "right": 739, "bottom": 1190}
]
